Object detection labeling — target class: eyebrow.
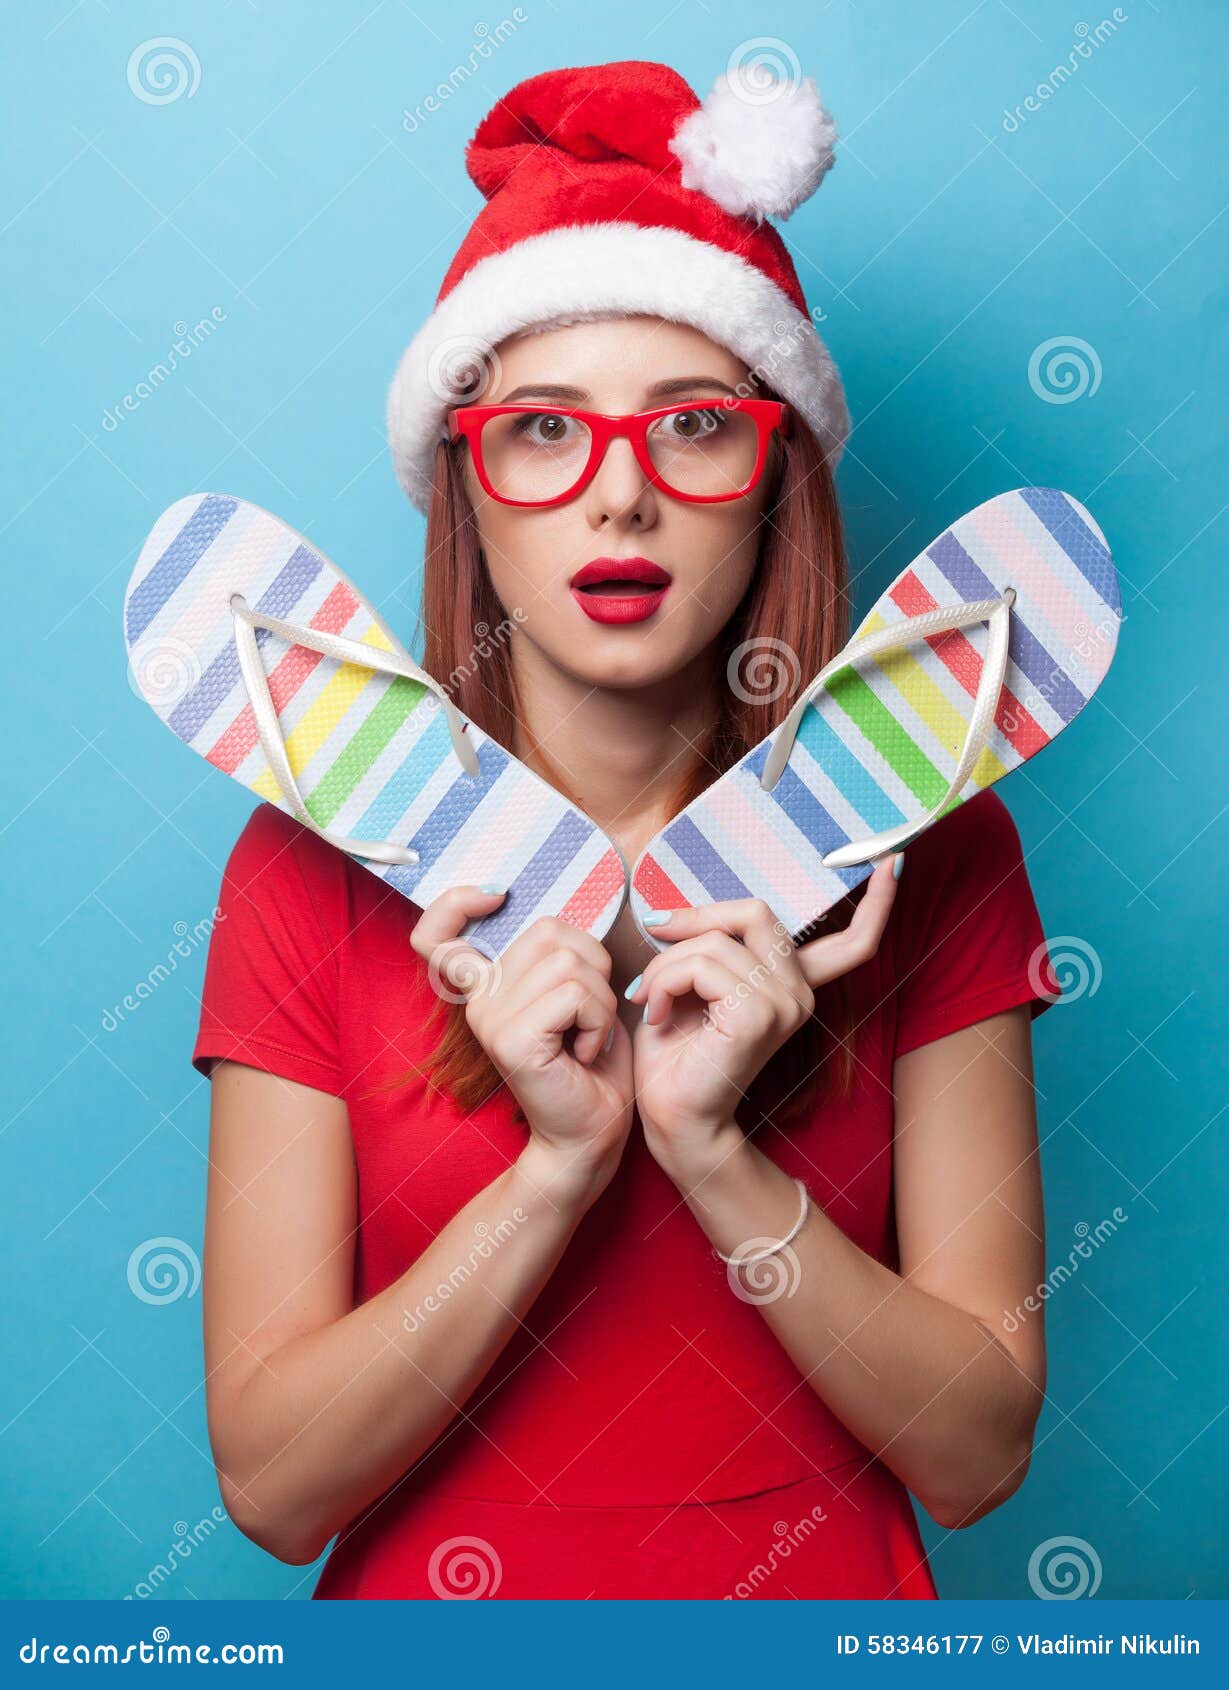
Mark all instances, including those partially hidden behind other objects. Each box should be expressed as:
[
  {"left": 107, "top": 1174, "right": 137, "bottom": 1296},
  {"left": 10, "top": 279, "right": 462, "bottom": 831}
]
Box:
[{"left": 498, "top": 375, "right": 739, "bottom": 405}]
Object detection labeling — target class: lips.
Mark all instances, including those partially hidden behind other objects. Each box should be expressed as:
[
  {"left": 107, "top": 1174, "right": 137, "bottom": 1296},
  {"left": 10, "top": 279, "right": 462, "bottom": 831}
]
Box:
[{"left": 569, "top": 556, "right": 672, "bottom": 625}]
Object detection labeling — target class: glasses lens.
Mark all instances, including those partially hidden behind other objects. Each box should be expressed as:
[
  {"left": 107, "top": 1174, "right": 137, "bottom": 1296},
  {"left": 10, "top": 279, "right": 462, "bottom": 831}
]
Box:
[
  {"left": 477, "top": 412, "right": 593, "bottom": 503},
  {"left": 646, "top": 406, "right": 762, "bottom": 497}
]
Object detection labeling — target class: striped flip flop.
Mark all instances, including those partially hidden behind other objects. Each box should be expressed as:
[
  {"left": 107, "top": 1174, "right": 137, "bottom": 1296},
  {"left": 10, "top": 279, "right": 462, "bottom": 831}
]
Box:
[
  {"left": 630, "top": 487, "right": 1120, "bottom": 946},
  {"left": 124, "top": 494, "right": 627, "bottom": 959}
]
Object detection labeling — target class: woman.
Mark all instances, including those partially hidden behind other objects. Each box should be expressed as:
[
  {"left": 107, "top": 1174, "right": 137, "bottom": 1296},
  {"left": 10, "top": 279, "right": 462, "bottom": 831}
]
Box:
[{"left": 194, "top": 61, "right": 1056, "bottom": 1600}]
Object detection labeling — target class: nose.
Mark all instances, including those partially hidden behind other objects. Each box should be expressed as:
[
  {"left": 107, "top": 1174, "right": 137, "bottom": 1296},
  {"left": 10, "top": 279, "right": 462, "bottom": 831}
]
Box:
[{"left": 582, "top": 436, "right": 659, "bottom": 532}]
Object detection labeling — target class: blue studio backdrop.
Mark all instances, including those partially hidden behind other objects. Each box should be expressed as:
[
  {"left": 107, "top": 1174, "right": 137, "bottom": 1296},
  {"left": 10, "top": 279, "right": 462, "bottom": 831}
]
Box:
[{"left": 1, "top": 0, "right": 1225, "bottom": 1602}]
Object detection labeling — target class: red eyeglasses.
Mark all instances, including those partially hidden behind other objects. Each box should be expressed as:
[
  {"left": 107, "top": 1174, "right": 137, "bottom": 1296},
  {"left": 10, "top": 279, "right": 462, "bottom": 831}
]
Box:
[{"left": 447, "top": 398, "right": 790, "bottom": 508}]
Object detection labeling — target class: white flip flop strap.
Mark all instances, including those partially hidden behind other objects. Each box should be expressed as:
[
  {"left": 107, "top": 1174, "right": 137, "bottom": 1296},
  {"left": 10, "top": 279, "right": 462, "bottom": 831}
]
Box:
[
  {"left": 759, "top": 591, "right": 1016, "bottom": 871},
  {"left": 231, "top": 599, "right": 478, "bottom": 867}
]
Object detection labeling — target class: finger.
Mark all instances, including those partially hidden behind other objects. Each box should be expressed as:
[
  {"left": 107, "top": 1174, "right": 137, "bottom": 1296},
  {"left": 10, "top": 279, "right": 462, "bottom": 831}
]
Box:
[
  {"left": 683, "top": 928, "right": 813, "bottom": 1016},
  {"left": 797, "top": 854, "right": 902, "bottom": 988},
  {"left": 502, "top": 915, "right": 614, "bottom": 983},
  {"left": 410, "top": 883, "right": 507, "bottom": 961},
  {"left": 640, "top": 897, "right": 793, "bottom": 969},
  {"left": 637, "top": 953, "right": 745, "bottom": 1029},
  {"left": 414, "top": 885, "right": 510, "bottom": 986},
  {"left": 514, "top": 956, "right": 617, "bottom": 1065},
  {"left": 524, "top": 978, "right": 612, "bottom": 1065}
]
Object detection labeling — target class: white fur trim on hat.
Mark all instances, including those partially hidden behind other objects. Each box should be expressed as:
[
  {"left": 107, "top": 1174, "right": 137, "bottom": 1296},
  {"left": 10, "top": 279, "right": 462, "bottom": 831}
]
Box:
[
  {"left": 387, "top": 222, "right": 849, "bottom": 512},
  {"left": 669, "top": 74, "right": 837, "bottom": 223}
]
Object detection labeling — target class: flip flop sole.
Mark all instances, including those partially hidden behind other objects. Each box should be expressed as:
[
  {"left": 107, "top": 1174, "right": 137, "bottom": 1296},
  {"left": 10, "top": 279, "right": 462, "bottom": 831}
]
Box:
[
  {"left": 630, "top": 488, "right": 1120, "bottom": 944},
  {"left": 124, "top": 494, "right": 626, "bottom": 959}
]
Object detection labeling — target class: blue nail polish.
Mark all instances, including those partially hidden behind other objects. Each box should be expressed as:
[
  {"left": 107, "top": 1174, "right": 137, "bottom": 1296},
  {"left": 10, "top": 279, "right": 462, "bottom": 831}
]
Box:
[
  {"left": 624, "top": 973, "right": 643, "bottom": 1000},
  {"left": 643, "top": 910, "right": 671, "bottom": 928},
  {"left": 892, "top": 854, "right": 905, "bottom": 881},
  {"left": 641, "top": 1004, "right": 650, "bottom": 1023},
  {"left": 602, "top": 1024, "right": 614, "bottom": 1054},
  {"left": 478, "top": 882, "right": 507, "bottom": 896}
]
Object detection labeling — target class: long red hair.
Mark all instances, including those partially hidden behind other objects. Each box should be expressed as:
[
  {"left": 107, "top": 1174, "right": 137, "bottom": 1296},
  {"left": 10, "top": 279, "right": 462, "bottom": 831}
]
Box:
[{"left": 404, "top": 414, "right": 861, "bottom": 1133}]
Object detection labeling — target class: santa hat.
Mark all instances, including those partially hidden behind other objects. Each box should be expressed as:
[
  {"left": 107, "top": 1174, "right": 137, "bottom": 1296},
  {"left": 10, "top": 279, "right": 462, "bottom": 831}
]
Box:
[{"left": 387, "top": 59, "right": 849, "bottom": 512}]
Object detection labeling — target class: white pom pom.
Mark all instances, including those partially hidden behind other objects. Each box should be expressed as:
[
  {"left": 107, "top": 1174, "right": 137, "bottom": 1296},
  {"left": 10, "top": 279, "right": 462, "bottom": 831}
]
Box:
[{"left": 669, "top": 71, "right": 837, "bottom": 223}]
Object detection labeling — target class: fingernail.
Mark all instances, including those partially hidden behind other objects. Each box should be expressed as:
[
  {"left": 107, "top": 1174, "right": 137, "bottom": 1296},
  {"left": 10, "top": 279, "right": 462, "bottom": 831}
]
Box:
[
  {"left": 641, "top": 1003, "right": 650, "bottom": 1024},
  {"left": 643, "top": 910, "right": 671, "bottom": 928},
  {"left": 478, "top": 882, "right": 507, "bottom": 896},
  {"left": 892, "top": 854, "right": 905, "bottom": 881},
  {"left": 624, "top": 972, "right": 643, "bottom": 1000},
  {"left": 602, "top": 1024, "right": 614, "bottom": 1054}
]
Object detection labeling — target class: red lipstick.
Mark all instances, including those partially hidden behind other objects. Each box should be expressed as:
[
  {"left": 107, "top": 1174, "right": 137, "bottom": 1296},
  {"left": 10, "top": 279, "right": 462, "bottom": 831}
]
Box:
[{"left": 569, "top": 556, "right": 672, "bottom": 625}]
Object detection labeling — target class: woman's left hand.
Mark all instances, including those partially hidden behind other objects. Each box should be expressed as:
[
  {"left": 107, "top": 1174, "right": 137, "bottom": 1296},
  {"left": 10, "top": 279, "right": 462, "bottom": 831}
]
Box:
[{"left": 629, "top": 857, "right": 903, "bottom": 1180}]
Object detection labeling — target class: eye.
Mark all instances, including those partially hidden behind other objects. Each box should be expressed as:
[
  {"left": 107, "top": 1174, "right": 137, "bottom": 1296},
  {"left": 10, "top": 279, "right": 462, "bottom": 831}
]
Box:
[
  {"left": 513, "top": 412, "right": 573, "bottom": 444},
  {"left": 658, "top": 407, "right": 724, "bottom": 441}
]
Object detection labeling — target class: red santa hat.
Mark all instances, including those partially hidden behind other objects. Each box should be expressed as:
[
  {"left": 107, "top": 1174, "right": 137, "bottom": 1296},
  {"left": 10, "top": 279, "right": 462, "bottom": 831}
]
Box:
[{"left": 387, "top": 59, "right": 849, "bottom": 512}]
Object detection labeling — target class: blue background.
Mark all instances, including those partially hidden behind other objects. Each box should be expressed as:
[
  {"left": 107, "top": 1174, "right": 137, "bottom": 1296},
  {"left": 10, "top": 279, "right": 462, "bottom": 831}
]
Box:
[{"left": 1, "top": 0, "right": 1225, "bottom": 1603}]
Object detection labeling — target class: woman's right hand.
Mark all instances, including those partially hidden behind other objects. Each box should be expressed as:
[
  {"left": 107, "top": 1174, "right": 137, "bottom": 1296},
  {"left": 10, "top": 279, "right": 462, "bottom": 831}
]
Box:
[{"left": 411, "top": 888, "right": 634, "bottom": 1198}]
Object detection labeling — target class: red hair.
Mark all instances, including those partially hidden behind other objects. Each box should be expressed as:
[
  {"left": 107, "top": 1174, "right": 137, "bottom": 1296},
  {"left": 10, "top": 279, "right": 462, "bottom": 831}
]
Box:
[{"left": 404, "top": 418, "right": 860, "bottom": 1132}]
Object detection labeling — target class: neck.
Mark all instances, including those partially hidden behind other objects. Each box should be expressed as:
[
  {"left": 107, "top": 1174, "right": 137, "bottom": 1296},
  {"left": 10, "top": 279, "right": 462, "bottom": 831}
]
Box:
[{"left": 506, "top": 637, "right": 722, "bottom": 860}]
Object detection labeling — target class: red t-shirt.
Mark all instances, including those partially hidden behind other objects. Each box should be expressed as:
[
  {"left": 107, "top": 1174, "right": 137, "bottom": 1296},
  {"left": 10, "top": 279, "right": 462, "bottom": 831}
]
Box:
[{"left": 193, "top": 789, "right": 1059, "bottom": 1600}]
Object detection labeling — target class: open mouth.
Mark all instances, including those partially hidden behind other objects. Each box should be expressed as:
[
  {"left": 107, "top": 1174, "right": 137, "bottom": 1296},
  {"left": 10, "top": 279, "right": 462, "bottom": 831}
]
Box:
[
  {"left": 569, "top": 557, "right": 672, "bottom": 624},
  {"left": 571, "top": 557, "right": 672, "bottom": 595}
]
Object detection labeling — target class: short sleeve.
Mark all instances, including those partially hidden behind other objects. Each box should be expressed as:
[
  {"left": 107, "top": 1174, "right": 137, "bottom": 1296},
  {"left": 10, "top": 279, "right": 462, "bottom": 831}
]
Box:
[
  {"left": 889, "top": 789, "right": 1062, "bottom": 1058},
  {"left": 192, "top": 804, "right": 344, "bottom": 1095}
]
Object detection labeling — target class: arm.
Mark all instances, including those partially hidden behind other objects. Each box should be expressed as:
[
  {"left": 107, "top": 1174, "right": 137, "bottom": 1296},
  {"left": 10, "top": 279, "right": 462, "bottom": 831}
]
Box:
[
  {"left": 205, "top": 888, "right": 634, "bottom": 1566},
  {"left": 204, "top": 1064, "right": 608, "bottom": 1564},
  {"left": 662, "top": 1006, "right": 1046, "bottom": 1529}
]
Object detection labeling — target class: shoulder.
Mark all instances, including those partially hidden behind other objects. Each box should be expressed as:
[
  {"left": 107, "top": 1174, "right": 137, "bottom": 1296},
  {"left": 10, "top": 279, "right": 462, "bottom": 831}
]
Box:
[
  {"left": 887, "top": 787, "right": 1042, "bottom": 979},
  {"left": 218, "top": 803, "right": 424, "bottom": 958}
]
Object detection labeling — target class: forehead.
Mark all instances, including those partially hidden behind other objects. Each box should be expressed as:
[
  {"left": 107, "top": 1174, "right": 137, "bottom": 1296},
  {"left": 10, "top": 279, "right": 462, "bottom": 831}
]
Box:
[{"left": 488, "top": 315, "right": 750, "bottom": 404}]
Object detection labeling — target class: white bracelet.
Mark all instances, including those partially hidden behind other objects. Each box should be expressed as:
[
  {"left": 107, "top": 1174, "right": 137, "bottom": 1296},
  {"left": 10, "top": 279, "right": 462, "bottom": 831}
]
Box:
[{"left": 715, "top": 1177, "right": 811, "bottom": 1268}]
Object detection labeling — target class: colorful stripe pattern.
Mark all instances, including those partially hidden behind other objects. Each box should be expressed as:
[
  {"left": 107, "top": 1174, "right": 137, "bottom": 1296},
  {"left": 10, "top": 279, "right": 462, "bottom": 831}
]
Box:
[
  {"left": 630, "top": 488, "right": 1120, "bottom": 944},
  {"left": 125, "top": 495, "right": 626, "bottom": 959}
]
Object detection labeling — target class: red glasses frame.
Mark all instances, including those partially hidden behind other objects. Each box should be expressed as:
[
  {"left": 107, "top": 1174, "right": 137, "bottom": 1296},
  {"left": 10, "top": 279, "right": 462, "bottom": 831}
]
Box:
[{"left": 447, "top": 398, "right": 791, "bottom": 507}]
